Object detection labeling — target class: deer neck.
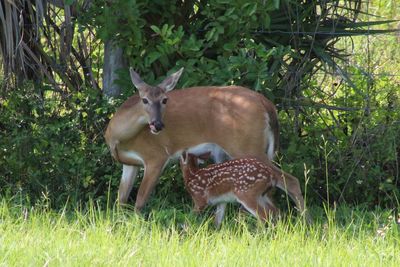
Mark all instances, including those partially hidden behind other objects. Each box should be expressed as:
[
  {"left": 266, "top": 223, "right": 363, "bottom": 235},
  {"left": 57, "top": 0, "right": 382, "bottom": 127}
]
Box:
[
  {"left": 128, "top": 104, "right": 148, "bottom": 129},
  {"left": 182, "top": 168, "right": 192, "bottom": 186},
  {"left": 183, "top": 166, "right": 198, "bottom": 185},
  {"left": 110, "top": 102, "right": 149, "bottom": 142}
]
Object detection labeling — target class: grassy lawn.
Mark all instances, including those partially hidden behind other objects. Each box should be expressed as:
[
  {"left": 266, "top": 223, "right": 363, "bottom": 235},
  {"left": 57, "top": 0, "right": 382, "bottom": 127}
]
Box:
[{"left": 0, "top": 200, "right": 399, "bottom": 266}]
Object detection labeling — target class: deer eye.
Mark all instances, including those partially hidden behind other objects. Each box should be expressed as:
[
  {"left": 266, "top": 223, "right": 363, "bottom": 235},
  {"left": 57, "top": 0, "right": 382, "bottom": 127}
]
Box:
[
  {"left": 142, "top": 98, "right": 149, "bottom": 104},
  {"left": 161, "top": 98, "right": 168, "bottom": 105}
]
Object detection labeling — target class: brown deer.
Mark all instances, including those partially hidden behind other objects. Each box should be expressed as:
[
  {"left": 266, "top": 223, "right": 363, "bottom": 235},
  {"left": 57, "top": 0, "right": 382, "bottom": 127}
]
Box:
[
  {"left": 180, "top": 152, "right": 308, "bottom": 227},
  {"left": 104, "top": 67, "right": 305, "bottom": 215}
]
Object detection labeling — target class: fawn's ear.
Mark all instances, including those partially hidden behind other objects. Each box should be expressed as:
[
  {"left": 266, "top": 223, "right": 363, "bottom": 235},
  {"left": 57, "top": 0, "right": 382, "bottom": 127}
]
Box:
[{"left": 180, "top": 150, "right": 188, "bottom": 164}]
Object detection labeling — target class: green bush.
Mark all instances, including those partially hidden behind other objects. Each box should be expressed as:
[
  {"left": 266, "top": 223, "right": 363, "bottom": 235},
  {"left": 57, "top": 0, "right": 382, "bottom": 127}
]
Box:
[
  {"left": 84, "top": 0, "right": 388, "bottom": 101},
  {"left": 1, "top": 0, "right": 399, "bottom": 210},
  {"left": 278, "top": 71, "right": 400, "bottom": 208},
  {"left": 0, "top": 79, "right": 398, "bottom": 209},
  {"left": 0, "top": 83, "right": 121, "bottom": 207}
]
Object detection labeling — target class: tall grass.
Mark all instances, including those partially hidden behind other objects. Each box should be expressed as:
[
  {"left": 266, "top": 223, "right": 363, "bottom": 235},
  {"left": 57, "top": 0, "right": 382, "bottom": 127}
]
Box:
[{"left": 0, "top": 200, "right": 399, "bottom": 266}]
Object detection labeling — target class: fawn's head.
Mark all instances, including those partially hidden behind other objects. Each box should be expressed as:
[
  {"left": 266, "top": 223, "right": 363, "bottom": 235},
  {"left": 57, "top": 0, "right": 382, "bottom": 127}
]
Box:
[{"left": 129, "top": 67, "right": 184, "bottom": 134}]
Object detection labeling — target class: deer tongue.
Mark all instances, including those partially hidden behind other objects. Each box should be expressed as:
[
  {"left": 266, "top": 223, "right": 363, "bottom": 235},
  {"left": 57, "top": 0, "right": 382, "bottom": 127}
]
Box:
[{"left": 149, "top": 123, "right": 160, "bottom": 134}]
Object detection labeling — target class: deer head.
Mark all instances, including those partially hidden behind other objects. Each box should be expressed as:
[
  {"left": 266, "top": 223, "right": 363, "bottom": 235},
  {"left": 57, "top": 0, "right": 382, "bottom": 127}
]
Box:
[{"left": 129, "top": 67, "right": 184, "bottom": 134}]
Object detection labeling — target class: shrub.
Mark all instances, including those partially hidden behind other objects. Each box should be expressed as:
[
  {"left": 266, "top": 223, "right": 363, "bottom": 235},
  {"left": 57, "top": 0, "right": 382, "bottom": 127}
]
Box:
[{"left": 0, "top": 83, "right": 121, "bottom": 207}]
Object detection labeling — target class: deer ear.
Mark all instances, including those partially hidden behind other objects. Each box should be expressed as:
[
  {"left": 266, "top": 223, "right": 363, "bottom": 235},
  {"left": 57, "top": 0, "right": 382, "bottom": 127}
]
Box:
[
  {"left": 184, "top": 154, "right": 189, "bottom": 164},
  {"left": 158, "top": 67, "right": 184, "bottom": 92},
  {"left": 180, "top": 150, "right": 187, "bottom": 164},
  {"left": 129, "top": 67, "right": 148, "bottom": 93}
]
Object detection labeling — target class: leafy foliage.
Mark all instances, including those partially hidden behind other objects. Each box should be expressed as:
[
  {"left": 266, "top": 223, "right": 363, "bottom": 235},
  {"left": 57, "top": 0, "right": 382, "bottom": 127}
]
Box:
[
  {"left": 278, "top": 69, "right": 400, "bottom": 207},
  {"left": 0, "top": 83, "right": 120, "bottom": 206},
  {"left": 0, "top": 0, "right": 399, "bottom": 209},
  {"left": 85, "top": 0, "right": 397, "bottom": 102}
]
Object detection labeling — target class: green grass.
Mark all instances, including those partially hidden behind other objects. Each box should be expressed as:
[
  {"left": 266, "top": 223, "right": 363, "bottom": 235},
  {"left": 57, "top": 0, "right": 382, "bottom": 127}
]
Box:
[{"left": 0, "top": 200, "right": 399, "bottom": 266}]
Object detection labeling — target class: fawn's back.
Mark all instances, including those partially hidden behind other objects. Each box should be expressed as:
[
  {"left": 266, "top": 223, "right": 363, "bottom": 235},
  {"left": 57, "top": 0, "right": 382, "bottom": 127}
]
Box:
[{"left": 187, "top": 158, "right": 276, "bottom": 197}]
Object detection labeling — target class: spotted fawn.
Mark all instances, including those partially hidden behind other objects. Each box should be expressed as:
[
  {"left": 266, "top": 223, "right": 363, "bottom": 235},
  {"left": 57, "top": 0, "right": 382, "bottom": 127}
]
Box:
[{"left": 180, "top": 152, "right": 309, "bottom": 226}]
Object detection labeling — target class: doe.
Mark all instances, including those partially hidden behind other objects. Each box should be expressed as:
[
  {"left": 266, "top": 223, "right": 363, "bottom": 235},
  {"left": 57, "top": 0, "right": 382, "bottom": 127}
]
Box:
[{"left": 180, "top": 152, "right": 309, "bottom": 227}]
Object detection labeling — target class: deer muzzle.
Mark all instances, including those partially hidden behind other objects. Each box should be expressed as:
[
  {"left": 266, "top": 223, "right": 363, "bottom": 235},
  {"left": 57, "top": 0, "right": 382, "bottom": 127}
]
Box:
[{"left": 149, "top": 120, "right": 164, "bottom": 134}]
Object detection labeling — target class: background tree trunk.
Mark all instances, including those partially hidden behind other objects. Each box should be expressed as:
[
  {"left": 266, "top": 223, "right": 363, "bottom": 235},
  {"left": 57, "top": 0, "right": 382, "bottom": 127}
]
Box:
[{"left": 102, "top": 40, "right": 126, "bottom": 97}]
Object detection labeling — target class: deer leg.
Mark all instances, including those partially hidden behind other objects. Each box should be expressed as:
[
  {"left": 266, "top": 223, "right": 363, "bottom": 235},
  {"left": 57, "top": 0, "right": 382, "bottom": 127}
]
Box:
[
  {"left": 237, "top": 195, "right": 272, "bottom": 222},
  {"left": 134, "top": 160, "right": 166, "bottom": 212},
  {"left": 109, "top": 139, "right": 120, "bottom": 161},
  {"left": 229, "top": 153, "right": 280, "bottom": 217},
  {"left": 210, "top": 155, "right": 229, "bottom": 226},
  {"left": 118, "top": 165, "right": 139, "bottom": 205},
  {"left": 214, "top": 203, "right": 227, "bottom": 228}
]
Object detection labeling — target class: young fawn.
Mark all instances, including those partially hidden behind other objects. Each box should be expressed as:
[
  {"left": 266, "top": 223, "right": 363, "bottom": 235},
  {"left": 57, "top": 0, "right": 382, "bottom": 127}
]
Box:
[{"left": 180, "top": 152, "right": 309, "bottom": 227}]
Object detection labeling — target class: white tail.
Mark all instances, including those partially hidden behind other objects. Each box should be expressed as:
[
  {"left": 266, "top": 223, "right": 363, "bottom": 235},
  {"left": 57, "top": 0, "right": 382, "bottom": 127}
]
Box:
[
  {"left": 180, "top": 152, "right": 309, "bottom": 226},
  {"left": 104, "top": 67, "right": 300, "bottom": 212}
]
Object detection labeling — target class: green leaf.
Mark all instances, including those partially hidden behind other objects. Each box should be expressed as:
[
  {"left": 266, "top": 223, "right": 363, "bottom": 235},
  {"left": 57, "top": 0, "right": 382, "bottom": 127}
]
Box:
[
  {"left": 242, "top": 3, "right": 257, "bottom": 16},
  {"left": 225, "top": 7, "right": 236, "bottom": 16},
  {"left": 161, "top": 24, "right": 169, "bottom": 37},
  {"left": 273, "top": 0, "right": 280, "bottom": 9},
  {"left": 146, "top": 51, "right": 161, "bottom": 65},
  {"left": 223, "top": 42, "right": 236, "bottom": 51},
  {"left": 150, "top": 25, "right": 161, "bottom": 34},
  {"left": 205, "top": 27, "right": 217, "bottom": 42},
  {"left": 262, "top": 14, "right": 271, "bottom": 29}
]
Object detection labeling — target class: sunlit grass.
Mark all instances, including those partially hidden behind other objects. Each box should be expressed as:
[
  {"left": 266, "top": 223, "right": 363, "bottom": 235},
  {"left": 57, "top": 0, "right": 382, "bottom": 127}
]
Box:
[{"left": 0, "top": 200, "right": 399, "bottom": 266}]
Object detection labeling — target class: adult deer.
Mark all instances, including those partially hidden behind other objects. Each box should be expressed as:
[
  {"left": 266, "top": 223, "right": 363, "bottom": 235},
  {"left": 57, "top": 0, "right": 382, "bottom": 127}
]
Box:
[
  {"left": 104, "top": 67, "right": 305, "bottom": 214},
  {"left": 180, "top": 152, "right": 307, "bottom": 227}
]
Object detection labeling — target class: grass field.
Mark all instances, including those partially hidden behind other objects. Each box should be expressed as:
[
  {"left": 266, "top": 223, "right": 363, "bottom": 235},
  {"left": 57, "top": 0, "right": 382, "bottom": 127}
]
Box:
[{"left": 0, "top": 200, "right": 399, "bottom": 267}]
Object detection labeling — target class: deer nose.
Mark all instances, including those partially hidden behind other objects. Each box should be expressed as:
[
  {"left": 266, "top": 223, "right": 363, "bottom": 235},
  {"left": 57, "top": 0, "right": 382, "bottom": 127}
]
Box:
[{"left": 152, "top": 121, "right": 164, "bottom": 131}]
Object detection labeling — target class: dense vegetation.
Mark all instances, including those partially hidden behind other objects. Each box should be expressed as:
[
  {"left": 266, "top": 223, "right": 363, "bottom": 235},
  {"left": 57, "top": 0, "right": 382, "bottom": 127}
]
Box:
[{"left": 0, "top": 0, "right": 399, "bottom": 211}]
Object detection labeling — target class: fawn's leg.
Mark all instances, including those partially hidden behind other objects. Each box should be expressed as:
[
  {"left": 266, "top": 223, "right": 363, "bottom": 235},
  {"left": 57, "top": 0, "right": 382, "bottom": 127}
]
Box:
[
  {"left": 237, "top": 195, "right": 273, "bottom": 222},
  {"left": 211, "top": 154, "right": 230, "bottom": 227},
  {"left": 214, "top": 203, "right": 227, "bottom": 228}
]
